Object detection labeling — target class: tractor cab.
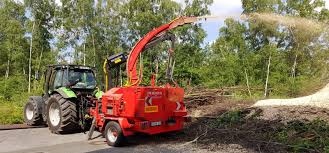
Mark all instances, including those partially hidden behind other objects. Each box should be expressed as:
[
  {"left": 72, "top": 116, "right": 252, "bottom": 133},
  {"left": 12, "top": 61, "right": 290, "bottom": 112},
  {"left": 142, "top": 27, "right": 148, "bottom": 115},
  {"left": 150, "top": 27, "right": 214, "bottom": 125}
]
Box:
[{"left": 44, "top": 65, "right": 97, "bottom": 98}]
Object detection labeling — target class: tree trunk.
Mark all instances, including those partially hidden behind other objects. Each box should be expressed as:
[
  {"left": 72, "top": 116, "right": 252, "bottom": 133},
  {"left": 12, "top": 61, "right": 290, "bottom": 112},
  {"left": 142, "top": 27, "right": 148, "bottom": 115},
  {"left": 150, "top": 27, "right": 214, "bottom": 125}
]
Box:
[
  {"left": 244, "top": 68, "right": 252, "bottom": 97},
  {"left": 291, "top": 54, "right": 298, "bottom": 78},
  {"left": 289, "top": 27, "right": 298, "bottom": 79},
  {"left": 83, "top": 43, "right": 86, "bottom": 66},
  {"left": 264, "top": 54, "right": 271, "bottom": 98},
  {"left": 33, "top": 47, "right": 43, "bottom": 91},
  {"left": 5, "top": 59, "right": 9, "bottom": 79},
  {"left": 92, "top": 33, "right": 96, "bottom": 67},
  {"left": 37, "top": 46, "right": 43, "bottom": 71},
  {"left": 28, "top": 21, "right": 35, "bottom": 93}
]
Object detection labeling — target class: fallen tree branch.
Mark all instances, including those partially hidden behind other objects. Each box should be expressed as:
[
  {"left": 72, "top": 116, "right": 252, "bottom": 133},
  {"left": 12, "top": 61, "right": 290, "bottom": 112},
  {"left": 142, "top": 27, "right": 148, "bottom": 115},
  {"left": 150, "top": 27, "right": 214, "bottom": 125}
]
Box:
[{"left": 179, "top": 127, "right": 208, "bottom": 147}]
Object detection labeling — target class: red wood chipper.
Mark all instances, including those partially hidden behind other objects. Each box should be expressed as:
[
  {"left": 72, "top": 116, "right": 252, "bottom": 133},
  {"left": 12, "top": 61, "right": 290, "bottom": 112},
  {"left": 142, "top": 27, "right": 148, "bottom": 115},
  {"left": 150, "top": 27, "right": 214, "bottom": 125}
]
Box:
[{"left": 88, "top": 17, "right": 199, "bottom": 146}]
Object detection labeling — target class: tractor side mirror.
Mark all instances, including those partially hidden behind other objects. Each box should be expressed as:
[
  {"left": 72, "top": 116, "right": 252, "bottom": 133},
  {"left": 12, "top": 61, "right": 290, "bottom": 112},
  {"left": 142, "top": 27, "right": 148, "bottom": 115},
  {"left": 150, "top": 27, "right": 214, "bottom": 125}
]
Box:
[{"left": 35, "top": 71, "right": 40, "bottom": 80}]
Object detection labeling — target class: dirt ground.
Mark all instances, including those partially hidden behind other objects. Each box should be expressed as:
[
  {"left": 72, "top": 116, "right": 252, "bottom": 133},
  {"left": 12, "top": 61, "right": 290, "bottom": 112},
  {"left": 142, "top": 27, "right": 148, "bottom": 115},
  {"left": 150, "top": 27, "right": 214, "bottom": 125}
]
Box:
[
  {"left": 184, "top": 88, "right": 253, "bottom": 118},
  {"left": 138, "top": 88, "right": 329, "bottom": 153},
  {"left": 254, "top": 106, "right": 329, "bottom": 123},
  {"left": 178, "top": 88, "right": 282, "bottom": 153}
]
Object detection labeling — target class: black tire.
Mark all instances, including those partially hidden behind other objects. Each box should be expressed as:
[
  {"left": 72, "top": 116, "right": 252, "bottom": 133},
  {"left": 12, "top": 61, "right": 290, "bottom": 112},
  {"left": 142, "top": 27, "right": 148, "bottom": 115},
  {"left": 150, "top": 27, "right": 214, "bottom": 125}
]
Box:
[
  {"left": 104, "top": 121, "right": 125, "bottom": 147},
  {"left": 24, "top": 97, "right": 44, "bottom": 126},
  {"left": 46, "top": 93, "right": 79, "bottom": 134}
]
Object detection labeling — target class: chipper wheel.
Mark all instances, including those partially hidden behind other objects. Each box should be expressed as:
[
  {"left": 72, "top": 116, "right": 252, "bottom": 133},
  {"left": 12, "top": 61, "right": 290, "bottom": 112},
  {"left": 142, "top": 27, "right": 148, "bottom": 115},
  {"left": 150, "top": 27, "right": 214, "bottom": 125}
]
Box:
[
  {"left": 104, "top": 121, "right": 125, "bottom": 147},
  {"left": 24, "top": 97, "right": 44, "bottom": 125},
  {"left": 46, "top": 93, "right": 79, "bottom": 134}
]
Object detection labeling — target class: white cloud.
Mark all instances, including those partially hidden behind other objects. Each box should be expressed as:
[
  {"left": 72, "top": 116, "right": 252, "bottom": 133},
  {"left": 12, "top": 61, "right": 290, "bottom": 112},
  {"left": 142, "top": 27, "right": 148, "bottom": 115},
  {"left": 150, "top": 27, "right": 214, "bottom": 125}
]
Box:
[
  {"left": 14, "top": 0, "right": 62, "bottom": 6},
  {"left": 173, "top": 0, "right": 242, "bottom": 16},
  {"left": 324, "top": 0, "right": 329, "bottom": 9},
  {"left": 55, "top": 0, "right": 62, "bottom": 6},
  {"left": 13, "top": 0, "right": 23, "bottom": 3},
  {"left": 210, "top": 0, "right": 242, "bottom": 14},
  {"left": 176, "top": 0, "right": 329, "bottom": 15}
]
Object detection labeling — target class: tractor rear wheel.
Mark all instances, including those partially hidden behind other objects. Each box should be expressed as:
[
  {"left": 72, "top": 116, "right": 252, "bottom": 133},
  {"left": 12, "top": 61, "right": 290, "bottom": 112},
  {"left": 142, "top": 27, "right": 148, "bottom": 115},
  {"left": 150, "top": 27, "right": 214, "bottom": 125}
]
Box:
[
  {"left": 46, "top": 93, "right": 79, "bottom": 134},
  {"left": 104, "top": 121, "right": 125, "bottom": 147},
  {"left": 24, "top": 98, "right": 44, "bottom": 126}
]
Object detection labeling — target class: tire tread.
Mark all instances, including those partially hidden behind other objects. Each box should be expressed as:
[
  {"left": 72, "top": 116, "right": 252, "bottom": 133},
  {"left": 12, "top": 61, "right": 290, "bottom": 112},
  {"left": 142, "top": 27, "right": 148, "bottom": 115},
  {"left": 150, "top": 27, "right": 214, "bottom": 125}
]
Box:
[
  {"left": 47, "top": 94, "right": 79, "bottom": 134},
  {"left": 24, "top": 99, "right": 44, "bottom": 126}
]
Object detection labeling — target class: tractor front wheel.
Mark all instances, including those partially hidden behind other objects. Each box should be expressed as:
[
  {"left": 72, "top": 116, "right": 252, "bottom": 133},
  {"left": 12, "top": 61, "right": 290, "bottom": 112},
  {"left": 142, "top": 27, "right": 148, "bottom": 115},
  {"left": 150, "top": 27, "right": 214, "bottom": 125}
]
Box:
[
  {"left": 46, "top": 94, "right": 79, "bottom": 134},
  {"left": 24, "top": 98, "right": 44, "bottom": 126},
  {"left": 104, "top": 121, "right": 125, "bottom": 147}
]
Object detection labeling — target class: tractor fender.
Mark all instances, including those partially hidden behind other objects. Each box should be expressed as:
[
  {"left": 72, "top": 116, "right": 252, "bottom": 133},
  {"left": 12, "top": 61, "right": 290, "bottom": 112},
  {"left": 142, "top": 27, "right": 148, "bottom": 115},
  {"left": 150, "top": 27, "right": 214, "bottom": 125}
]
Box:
[
  {"left": 94, "top": 90, "right": 104, "bottom": 99},
  {"left": 54, "top": 87, "right": 77, "bottom": 99}
]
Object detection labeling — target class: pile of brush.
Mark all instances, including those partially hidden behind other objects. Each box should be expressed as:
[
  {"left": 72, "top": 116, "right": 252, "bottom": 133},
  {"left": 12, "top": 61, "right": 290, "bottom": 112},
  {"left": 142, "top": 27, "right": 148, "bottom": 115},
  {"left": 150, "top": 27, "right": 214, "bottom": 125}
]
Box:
[{"left": 184, "top": 88, "right": 228, "bottom": 109}]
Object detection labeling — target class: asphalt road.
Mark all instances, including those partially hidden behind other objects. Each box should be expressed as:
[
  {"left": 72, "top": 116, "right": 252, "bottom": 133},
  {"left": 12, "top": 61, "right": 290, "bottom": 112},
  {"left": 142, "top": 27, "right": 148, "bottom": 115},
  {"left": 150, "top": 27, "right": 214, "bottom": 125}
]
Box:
[{"left": 0, "top": 128, "right": 184, "bottom": 153}]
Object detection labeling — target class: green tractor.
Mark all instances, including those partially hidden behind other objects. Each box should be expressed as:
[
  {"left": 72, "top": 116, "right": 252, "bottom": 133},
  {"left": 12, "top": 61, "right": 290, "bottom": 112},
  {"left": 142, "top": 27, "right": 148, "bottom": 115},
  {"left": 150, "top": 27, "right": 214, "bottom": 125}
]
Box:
[{"left": 23, "top": 65, "right": 103, "bottom": 133}]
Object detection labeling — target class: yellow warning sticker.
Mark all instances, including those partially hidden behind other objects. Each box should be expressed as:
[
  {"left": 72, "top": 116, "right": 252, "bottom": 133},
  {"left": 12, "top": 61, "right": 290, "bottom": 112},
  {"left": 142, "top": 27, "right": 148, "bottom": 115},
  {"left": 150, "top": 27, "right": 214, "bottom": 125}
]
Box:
[
  {"left": 145, "top": 106, "right": 158, "bottom": 113},
  {"left": 114, "top": 58, "right": 122, "bottom": 63}
]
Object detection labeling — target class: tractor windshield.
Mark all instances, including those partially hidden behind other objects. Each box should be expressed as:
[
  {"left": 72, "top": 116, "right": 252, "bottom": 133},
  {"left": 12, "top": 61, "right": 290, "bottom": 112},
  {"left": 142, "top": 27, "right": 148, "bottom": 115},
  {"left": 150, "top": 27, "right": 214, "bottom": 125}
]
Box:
[{"left": 64, "top": 70, "right": 96, "bottom": 89}]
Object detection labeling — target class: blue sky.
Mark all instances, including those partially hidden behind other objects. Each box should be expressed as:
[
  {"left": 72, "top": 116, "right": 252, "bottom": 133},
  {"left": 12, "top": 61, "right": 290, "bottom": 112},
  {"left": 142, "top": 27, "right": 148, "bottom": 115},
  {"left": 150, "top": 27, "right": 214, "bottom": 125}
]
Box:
[{"left": 200, "top": 0, "right": 243, "bottom": 43}]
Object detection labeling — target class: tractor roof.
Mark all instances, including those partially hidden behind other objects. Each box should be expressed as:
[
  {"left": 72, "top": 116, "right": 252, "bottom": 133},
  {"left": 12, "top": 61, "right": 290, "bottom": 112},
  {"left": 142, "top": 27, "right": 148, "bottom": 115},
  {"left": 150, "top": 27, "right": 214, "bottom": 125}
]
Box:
[{"left": 48, "top": 64, "right": 94, "bottom": 70}]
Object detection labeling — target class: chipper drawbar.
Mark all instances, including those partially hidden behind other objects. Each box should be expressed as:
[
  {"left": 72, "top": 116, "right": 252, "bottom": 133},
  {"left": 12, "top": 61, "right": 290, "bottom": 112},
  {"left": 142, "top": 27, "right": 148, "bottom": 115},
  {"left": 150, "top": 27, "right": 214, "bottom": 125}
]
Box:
[{"left": 87, "top": 17, "right": 200, "bottom": 146}]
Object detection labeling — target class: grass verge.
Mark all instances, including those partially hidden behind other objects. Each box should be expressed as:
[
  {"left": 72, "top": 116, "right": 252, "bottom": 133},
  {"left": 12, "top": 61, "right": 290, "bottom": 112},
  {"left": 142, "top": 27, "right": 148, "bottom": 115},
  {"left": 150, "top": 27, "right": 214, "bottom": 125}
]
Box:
[
  {"left": 0, "top": 94, "right": 29, "bottom": 125},
  {"left": 0, "top": 102, "right": 24, "bottom": 124}
]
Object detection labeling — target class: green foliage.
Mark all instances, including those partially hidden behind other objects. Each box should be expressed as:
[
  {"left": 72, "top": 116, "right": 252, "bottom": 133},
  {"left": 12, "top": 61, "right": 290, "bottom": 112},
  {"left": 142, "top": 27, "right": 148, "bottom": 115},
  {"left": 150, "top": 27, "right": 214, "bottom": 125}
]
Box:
[
  {"left": 212, "top": 110, "right": 244, "bottom": 128},
  {"left": 0, "top": 76, "right": 43, "bottom": 124},
  {"left": 0, "top": 88, "right": 28, "bottom": 124},
  {"left": 0, "top": 98, "right": 25, "bottom": 124},
  {"left": 0, "top": 76, "right": 27, "bottom": 100},
  {"left": 0, "top": 0, "right": 29, "bottom": 76},
  {"left": 275, "top": 120, "right": 329, "bottom": 152}
]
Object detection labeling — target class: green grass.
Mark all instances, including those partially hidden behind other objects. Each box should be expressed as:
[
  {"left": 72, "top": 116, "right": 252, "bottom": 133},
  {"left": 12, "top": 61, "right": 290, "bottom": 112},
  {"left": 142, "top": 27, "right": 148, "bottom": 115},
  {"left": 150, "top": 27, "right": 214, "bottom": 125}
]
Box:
[
  {"left": 215, "top": 110, "right": 244, "bottom": 127},
  {"left": 0, "top": 102, "right": 24, "bottom": 124},
  {"left": 0, "top": 94, "right": 29, "bottom": 125},
  {"left": 275, "top": 119, "right": 329, "bottom": 152}
]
